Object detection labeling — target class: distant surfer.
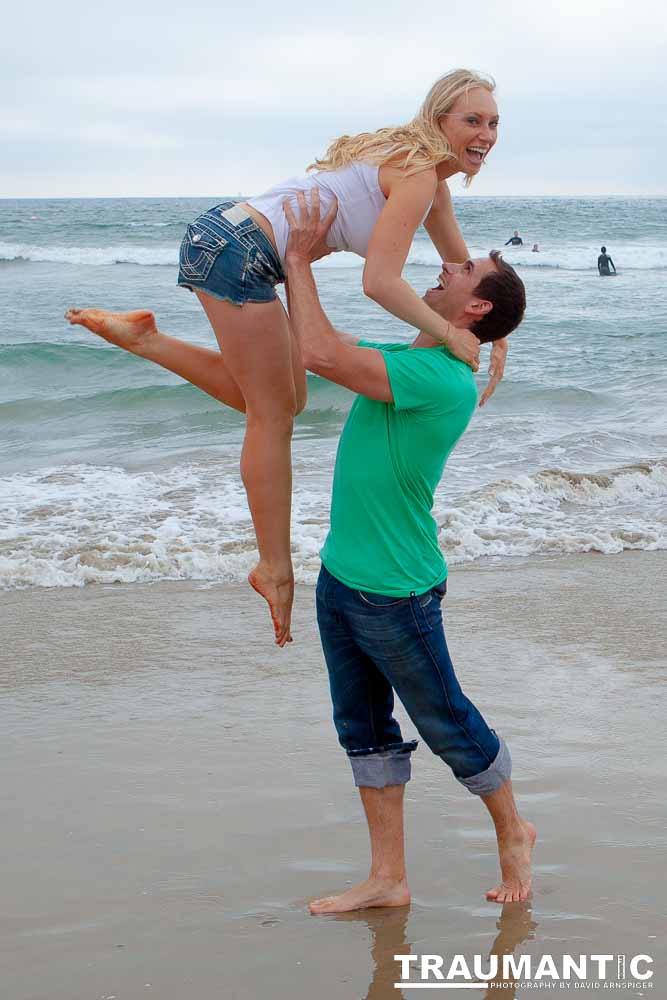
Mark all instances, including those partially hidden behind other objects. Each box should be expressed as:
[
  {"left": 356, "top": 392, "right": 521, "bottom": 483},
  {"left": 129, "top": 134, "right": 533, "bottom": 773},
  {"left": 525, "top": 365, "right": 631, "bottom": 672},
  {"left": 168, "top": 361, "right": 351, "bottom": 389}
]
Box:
[
  {"left": 598, "top": 246, "right": 616, "bottom": 276},
  {"left": 504, "top": 230, "right": 523, "bottom": 246},
  {"left": 531, "top": 243, "right": 539, "bottom": 252}
]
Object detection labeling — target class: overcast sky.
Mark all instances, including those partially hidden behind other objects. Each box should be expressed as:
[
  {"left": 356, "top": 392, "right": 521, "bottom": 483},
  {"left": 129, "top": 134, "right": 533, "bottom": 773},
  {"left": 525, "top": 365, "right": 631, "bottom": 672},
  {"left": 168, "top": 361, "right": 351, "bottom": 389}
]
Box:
[{"left": 3, "top": 0, "right": 666, "bottom": 198}]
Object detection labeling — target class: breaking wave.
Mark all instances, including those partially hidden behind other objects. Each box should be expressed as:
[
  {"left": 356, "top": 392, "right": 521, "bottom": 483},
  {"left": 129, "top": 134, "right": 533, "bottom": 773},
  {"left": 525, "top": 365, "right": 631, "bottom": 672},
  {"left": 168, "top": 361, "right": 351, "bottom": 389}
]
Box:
[{"left": 1, "top": 460, "right": 664, "bottom": 590}]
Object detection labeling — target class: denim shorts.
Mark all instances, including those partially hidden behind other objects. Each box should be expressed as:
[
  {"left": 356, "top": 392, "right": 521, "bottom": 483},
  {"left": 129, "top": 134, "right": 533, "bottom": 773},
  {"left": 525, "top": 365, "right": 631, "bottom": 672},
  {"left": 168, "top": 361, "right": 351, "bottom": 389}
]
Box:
[
  {"left": 177, "top": 201, "right": 285, "bottom": 306},
  {"left": 316, "top": 564, "right": 511, "bottom": 796}
]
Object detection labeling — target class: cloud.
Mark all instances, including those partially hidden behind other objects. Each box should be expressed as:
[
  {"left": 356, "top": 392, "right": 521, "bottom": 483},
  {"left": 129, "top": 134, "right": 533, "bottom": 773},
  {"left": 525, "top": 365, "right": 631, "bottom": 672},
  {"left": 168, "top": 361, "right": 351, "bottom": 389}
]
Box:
[{"left": 2, "top": 0, "right": 666, "bottom": 196}]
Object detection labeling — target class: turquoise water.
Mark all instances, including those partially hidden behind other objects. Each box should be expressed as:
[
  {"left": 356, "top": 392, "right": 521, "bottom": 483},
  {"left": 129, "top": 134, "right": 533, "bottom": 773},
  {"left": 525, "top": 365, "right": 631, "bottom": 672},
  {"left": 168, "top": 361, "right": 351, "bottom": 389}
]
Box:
[{"left": 1, "top": 197, "right": 666, "bottom": 587}]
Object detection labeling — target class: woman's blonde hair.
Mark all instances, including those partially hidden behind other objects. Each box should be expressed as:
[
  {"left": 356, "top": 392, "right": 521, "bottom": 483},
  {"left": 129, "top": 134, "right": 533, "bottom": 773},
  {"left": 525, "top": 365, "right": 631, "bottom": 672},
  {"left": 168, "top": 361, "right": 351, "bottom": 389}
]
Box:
[{"left": 310, "top": 68, "right": 496, "bottom": 185}]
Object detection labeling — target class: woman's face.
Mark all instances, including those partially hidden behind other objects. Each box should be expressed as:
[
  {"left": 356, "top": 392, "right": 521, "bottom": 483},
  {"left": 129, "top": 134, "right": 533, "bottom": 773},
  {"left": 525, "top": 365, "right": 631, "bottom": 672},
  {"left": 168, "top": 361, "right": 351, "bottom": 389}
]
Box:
[{"left": 438, "top": 87, "right": 499, "bottom": 175}]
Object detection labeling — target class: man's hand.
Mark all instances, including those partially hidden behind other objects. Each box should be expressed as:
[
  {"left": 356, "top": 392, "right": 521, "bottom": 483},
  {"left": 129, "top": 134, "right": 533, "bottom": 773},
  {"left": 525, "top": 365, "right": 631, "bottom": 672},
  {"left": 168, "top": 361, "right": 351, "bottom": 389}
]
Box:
[
  {"left": 478, "top": 337, "right": 509, "bottom": 407},
  {"left": 284, "top": 189, "right": 338, "bottom": 264}
]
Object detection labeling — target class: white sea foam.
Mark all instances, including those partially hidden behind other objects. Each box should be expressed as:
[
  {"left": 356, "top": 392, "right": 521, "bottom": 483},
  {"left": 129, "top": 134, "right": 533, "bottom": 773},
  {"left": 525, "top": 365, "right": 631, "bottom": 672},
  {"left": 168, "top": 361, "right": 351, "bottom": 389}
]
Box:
[
  {"left": 405, "top": 241, "right": 667, "bottom": 272},
  {"left": 0, "top": 242, "right": 177, "bottom": 267},
  {"left": 1, "top": 460, "right": 664, "bottom": 590},
  {"left": 2, "top": 239, "right": 666, "bottom": 272},
  {"left": 436, "top": 462, "right": 667, "bottom": 564}
]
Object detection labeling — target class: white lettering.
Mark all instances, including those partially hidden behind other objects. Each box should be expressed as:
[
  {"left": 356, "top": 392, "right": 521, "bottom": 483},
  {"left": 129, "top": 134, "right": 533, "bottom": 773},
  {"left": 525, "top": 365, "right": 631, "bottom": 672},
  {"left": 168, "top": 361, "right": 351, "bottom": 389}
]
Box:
[
  {"left": 503, "top": 955, "right": 531, "bottom": 979},
  {"left": 535, "top": 955, "right": 561, "bottom": 981},
  {"left": 563, "top": 955, "right": 588, "bottom": 980},
  {"left": 591, "top": 956, "right": 614, "bottom": 979},
  {"left": 394, "top": 955, "right": 418, "bottom": 979},
  {"left": 421, "top": 955, "right": 445, "bottom": 981},
  {"left": 446, "top": 955, "right": 472, "bottom": 980},
  {"left": 472, "top": 954, "right": 499, "bottom": 981},
  {"left": 630, "top": 955, "right": 653, "bottom": 982}
]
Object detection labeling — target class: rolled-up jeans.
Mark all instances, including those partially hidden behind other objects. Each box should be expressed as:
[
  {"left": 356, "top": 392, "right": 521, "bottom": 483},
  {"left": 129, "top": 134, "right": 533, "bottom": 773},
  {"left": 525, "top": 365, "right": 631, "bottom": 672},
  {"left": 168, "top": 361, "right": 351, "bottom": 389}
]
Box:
[{"left": 316, "top": 564, "right": 511, "bottom": 796}]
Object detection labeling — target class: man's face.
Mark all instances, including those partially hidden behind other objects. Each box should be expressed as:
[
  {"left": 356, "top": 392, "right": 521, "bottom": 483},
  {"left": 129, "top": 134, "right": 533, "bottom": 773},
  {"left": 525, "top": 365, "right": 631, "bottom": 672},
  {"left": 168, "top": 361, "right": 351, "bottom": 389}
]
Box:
[{"left": 423, "top": 257, "right": 497, "bottom": 323}]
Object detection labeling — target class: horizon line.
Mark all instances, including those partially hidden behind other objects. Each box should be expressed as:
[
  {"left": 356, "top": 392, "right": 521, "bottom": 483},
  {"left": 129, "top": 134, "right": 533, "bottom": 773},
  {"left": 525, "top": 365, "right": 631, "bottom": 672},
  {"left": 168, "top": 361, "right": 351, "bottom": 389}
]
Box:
[{"left": 2, "top": 193, "right": 666, "bottom": 202}]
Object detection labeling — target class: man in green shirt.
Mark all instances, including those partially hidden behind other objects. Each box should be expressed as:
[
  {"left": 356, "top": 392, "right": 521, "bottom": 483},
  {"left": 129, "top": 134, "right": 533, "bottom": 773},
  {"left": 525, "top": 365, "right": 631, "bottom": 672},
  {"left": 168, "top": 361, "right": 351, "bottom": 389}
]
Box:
[{"left": 284, "top": 193, "right": 535, "bottom": 912}]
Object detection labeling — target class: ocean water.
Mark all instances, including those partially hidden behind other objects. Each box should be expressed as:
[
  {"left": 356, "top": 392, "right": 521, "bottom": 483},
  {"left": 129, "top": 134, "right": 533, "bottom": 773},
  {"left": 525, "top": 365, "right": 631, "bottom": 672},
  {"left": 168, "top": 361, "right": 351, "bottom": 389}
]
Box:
[{"left": 1, "top": 196, "right": 666, "bottom": 589}]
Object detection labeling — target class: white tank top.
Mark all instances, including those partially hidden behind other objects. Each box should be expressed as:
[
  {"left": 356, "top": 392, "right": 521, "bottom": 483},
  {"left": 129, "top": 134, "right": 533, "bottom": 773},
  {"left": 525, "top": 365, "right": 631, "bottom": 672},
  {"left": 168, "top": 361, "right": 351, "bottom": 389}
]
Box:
[{"left": 247, "top": 161, "right": 387, "bottom": 264}]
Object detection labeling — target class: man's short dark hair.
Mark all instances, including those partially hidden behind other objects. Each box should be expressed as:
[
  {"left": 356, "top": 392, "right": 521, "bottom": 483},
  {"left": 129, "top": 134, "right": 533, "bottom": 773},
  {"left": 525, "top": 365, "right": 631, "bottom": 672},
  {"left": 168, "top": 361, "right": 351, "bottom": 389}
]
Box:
[
  {"left": 601, "top": 246, "right": 606, "bottom": 252},
  {"left": 470, "top": 251, "right": 526, "bottom": 344}
]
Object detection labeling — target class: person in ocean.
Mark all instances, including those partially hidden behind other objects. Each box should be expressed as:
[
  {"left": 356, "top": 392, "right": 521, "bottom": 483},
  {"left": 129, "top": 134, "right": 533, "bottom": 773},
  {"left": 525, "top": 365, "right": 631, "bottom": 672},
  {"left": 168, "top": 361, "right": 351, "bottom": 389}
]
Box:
[
  {"left": 504, "top": 230, "right": 523, "bottom": 246},
  {"left": 598, "top": 246, "right": 616, "bottom": 275},
  {"left": 65, "top": 68, "right": 506, "bottom": 647},
  {"left": 532, "top": 243, "right": 539, "bottom": 252}
]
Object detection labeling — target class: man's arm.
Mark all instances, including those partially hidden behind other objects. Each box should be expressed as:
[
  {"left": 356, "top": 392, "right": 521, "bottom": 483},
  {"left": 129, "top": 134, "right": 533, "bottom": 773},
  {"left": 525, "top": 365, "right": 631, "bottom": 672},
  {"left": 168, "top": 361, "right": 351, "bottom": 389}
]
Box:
[
  {"left": 285, "top": 278, "right": 361, "bottom": 348},
  {"left": 423, "top": 181, "right": 469, "bottom": 263},
  {"left": 286, "top": 257, "right": 394, "bottom": 401},
  {"left": 609, "top": 256, "right": 616, "bottom": 272},
  {"left": 282, "top": 190, "right": 394, "bottom": 401}
]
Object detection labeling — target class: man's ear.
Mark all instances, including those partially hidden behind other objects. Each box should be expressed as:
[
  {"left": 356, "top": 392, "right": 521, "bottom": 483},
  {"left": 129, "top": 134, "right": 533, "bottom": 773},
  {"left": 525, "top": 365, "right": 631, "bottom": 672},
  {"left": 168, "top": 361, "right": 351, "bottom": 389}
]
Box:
[{"left": 464, "top": 298, "right": 493, "bottom": 319}]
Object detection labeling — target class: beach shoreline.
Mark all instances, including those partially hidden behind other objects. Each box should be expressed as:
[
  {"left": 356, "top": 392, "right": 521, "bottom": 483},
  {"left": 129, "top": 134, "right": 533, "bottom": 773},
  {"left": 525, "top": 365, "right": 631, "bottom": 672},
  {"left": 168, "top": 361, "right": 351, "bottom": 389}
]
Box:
[{"left": 2, "top": 550, "right": 665, "bottom": 998}]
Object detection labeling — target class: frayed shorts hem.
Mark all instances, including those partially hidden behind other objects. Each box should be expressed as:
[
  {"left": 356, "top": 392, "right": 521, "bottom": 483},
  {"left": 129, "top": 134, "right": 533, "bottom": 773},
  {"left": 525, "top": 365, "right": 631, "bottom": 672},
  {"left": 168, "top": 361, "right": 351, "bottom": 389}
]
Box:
[
  {"left": 176, "top": 280, "right": 279, "bottom": 306},
  {"left": 456, "top": 737, "right": 512, "bottom": 797}
]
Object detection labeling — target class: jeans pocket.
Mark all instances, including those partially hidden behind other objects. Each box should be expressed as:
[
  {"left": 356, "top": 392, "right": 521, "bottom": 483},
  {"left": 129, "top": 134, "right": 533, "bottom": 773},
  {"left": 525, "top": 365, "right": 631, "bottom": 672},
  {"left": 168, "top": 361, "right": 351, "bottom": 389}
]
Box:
[
  {"left": 356, "top": 590, "right": 409, "bottom": 609},
  {"left": 180, "top": 218, "right": 228, "bottom": 282}
]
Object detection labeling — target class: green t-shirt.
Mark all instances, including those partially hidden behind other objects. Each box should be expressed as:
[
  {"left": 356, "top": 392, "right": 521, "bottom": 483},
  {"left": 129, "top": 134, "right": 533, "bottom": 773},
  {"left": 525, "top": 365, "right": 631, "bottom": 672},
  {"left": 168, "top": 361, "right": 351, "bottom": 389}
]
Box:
[{"left": 320, "top": 341, "right": 477, "bottom": 596}]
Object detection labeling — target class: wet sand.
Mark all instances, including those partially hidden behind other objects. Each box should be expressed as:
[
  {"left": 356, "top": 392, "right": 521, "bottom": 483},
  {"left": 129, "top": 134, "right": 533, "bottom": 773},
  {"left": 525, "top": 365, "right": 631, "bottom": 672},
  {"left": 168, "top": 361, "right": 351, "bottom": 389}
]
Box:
[{"left": 1, "top": 550, "right": 665, "bottom": 999}]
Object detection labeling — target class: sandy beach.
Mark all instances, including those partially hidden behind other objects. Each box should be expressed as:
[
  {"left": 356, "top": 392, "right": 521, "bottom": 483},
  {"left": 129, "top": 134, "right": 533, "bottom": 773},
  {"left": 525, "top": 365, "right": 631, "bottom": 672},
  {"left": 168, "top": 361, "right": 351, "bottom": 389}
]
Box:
[{"left": 2, "top": 550, "right": 665, "bottom": 999}]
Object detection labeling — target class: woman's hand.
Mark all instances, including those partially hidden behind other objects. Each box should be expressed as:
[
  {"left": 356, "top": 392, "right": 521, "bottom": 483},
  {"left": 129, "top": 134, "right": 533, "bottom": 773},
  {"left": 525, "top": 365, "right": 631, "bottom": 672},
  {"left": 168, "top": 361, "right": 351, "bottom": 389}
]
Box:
[
  {"left": 284, "top": 190, "right": 338, "bottom": 263},
  {"left": 443, "top": 326, "right": 481, "bottom": 372},
  {"left": 479, "top": 337, "right": 508, "bottom": 406}
]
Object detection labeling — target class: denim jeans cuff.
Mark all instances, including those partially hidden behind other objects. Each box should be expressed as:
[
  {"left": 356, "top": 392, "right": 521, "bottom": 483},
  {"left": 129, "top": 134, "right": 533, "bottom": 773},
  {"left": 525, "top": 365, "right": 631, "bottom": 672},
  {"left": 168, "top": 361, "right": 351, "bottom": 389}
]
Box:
[
  {"left": 348, "top": 741, "right": 418, "bottom": 788},
  {"left": 456, "top": 737, "right": 512, "bottom": 797}
]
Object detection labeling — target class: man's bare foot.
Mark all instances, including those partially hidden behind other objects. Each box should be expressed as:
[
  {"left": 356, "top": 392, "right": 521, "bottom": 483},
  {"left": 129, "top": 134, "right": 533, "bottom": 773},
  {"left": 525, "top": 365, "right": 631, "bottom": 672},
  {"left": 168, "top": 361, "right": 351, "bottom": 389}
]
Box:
[
  {"left": 486, "top": 820, "right": 536, "bottom": 903},
  {"left": 309, "top": 876, "right": 410, "bottom": 915},
  {"left": 248, "top": 562, "right": 294, "bottom": 647},
  {"left": 64, "top": 308, "right": 157, "bottom": 355}
]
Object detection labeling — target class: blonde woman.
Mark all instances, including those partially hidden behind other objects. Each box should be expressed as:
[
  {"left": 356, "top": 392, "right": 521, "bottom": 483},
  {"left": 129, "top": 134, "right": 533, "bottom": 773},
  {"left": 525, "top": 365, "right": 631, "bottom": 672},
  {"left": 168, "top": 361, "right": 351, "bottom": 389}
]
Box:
[{"left": 66, "top": 69, "right": 504, "bottom": 646}]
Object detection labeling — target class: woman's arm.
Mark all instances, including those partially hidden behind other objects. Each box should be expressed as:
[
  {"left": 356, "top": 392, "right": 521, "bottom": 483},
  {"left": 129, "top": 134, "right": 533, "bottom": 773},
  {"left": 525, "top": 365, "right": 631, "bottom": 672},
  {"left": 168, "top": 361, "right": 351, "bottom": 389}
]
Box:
[
  {"left": 363, "top": 169, "right": 480, "bottom": 369},
  {"left": 423, "top": 181, "right": 469, "bottom": 263},
  {"left": 425, "top": 179, "right": 510, "bottom": 406}
]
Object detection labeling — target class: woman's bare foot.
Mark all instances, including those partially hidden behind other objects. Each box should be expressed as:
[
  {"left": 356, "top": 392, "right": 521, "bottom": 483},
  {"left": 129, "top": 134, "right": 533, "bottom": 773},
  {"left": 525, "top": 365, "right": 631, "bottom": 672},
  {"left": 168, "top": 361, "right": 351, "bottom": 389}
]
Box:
[
  {"left": 64, "top": 308, "right": 157, "bottom": 355},
  {"left": 309, "top": 876, "right": 410, "bottom": 915},
  {"left": 248, "top": 563, "right": 294, "bottom": 647},
  {"left": 486, "top": 820, "right": 536, "bottom": 903}
]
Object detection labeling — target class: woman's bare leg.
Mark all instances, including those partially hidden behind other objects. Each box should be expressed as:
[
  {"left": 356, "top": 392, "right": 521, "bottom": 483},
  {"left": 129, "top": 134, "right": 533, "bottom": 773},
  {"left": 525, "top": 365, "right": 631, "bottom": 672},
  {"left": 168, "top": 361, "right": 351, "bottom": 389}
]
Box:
[
  {"left": 65, "top": 300, "right": 303, "bottom": 644},
  {"left": 64, "top": 306, "right": 307, "bottom": 415},
  {"left": 194, "top": 291, "right": 300, "bottom": 647}
]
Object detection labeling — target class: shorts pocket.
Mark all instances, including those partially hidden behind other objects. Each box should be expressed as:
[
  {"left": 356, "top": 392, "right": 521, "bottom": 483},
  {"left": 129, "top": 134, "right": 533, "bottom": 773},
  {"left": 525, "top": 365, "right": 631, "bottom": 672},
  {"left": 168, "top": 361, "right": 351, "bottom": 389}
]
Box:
[
  {"left": 244, "top": 242, "right": 283, "bottom": 286},
  {"left": 179, "top": 218, "right": 228, "bottom": 282}
]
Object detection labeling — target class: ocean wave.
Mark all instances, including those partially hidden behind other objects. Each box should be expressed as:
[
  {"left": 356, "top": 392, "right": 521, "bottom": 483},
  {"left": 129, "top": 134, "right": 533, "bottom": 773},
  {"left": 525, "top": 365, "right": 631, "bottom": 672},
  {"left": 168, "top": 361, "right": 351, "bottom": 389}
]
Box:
[
  {"left": 0, "top": 242, "right": 176, "bottom": 267},
  {"left": 404, "top": 242, "right": 667, "bottom": 273},
  {"left": 0, "top": 459, "right": 664, "bottom": 590},
  {"left": 437, "top": 461, "right": 667, "bottom": 564},
  {"left": 2, "top": 238, "right": 666, "bottom": 272},
  {"left": 0, "top": 358, "right": 350, "bottom": 418},
  {"left": 0, "top": 341, "right": 133, "bottom": 367}
]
